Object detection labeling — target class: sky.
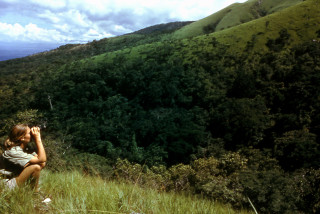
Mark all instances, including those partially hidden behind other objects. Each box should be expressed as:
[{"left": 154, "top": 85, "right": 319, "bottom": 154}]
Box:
[{"left": 0, "top": 0, "right": 247, "bottom": 60}]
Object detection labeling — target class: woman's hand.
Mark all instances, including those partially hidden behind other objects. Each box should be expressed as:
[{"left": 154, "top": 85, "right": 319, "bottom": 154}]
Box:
[
  {"left": 29, "top": 126, "right": 46, "bottom": 163},
  {"left": 30, "top": 126, "right": 41, "bottom": 140}
]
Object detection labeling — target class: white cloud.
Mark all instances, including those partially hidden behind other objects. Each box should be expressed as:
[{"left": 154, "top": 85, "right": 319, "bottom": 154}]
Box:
[
  {"left": 114, "top": 25, "right": 130, "bottom": 33},
  {"left": 38, "top": 9, "right": 91, "bottom": 28},
  {"left": 0, "top": 0, "right": 248, "bottom": 44},
  {"left": 54, "top": 23, "right": 70, "bottom": 33},
  {"left": 65, "top": 0, "right": 244, "bottom": 21},
  {"left": 0, "top": 22, "right": 25, "bottom": 37},
  {"left": 65, "top": 9, "right": 90, "bottom": 27},
  {"left": 84, "top": 28, "right": 113, "bottom": 40},
  {"left": 0, "top": 21, "right": 70, "bottom": 42},
  {"left": 29, "top": 0, "right": 66, "bottom": 9},
  {"left": 133, "top": 8, "right": 146, "bottom": 16},
  {"left": 38, "top": 10, "right": 61, "bottom": 23}
]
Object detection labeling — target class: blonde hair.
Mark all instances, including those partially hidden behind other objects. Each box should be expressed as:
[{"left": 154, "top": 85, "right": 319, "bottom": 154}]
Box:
[{"left": 4, "top": 124, "right": 29, "bottom": 150}]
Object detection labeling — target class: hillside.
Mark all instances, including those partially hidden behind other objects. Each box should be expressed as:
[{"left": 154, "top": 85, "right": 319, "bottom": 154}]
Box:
[
  {"left": 210, "top": 0, "right": 319, "bottom": 53},
  {"left": 172, "top": 0, "right": 303, "bottom": 39}
]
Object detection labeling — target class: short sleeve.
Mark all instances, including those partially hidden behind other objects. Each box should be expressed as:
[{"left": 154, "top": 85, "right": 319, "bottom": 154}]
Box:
[{"left": 2, "top": 146, "right": 36, "bottom": 168}]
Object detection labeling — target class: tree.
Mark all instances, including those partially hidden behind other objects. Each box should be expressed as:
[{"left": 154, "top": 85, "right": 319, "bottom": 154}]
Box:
[
  {"left": 274, "top": 129, "right": 320, "bottom": 170},
  {"left": 211, "top": 96, "right": 270, "bottom": 149}
]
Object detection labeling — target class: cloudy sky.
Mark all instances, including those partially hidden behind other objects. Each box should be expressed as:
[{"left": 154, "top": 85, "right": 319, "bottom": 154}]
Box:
[{"left": 0, "top": 0, "right": 246, "bottom": 60}]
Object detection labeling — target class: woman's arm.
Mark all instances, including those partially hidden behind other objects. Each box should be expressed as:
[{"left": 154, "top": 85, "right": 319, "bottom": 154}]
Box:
[{"left": 28, "top": 127, "right": 46, "bottom": 164}]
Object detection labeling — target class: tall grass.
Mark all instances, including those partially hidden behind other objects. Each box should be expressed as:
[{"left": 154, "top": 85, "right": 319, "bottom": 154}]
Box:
[{"left": 1, "top": 170, "right": 253, "bottom": 214}]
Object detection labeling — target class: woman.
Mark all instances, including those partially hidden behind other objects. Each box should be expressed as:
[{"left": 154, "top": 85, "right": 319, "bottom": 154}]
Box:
[{"left": 1, "top": 124, "right": 46, "bottom": 191}]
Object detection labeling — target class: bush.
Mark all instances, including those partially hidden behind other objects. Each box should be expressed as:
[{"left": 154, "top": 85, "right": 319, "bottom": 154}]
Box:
[
  {"left": 192, "top": 155, "right": 246, "bottom": 207},
  {"left": 113, "top": 159, "right": 171, "bottom": 191},
  {"left": 238, "top": 148, "right": 305, "bottom": 213},
  {"left": 240, "top": 169, "right": 299, "bottom": 214},
  {"left": 218, "top": 152, "right": 248, "bottom": 176},
  {"left": 293, "top": 168, "right": 320, "bottom": 213},
  {"left": 274, "top": 129, "right": 320, "bottom": 170},
  {"left": 147, "top": 165, "right": 171, "bottom": 191},
  {"left": 63, "top": 149, "right": 113, "bottom": 178},
  {"left": 168, "top": 163, "right": 195, "bottom": 192}
]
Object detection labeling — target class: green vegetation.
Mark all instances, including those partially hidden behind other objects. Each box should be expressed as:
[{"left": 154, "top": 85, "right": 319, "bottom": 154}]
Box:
[{"left": 1, "top": 0, "right": 320, "bottom": 213}]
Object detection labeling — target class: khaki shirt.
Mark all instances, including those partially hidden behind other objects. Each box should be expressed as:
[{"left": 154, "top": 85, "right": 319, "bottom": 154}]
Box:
[{"left": 2, "top": 146, "right": 36, "bottom": 168}]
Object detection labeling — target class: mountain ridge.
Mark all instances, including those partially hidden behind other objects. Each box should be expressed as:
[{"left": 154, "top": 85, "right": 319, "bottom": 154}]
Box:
[
  {"left": 0, "top": 0, "right": 317, "bottom": 71},
  {"left": 128, "top": 21, "right": 194, "bottom": 35},
  {"left": 0, "top": 0, "right": 305, "bottom": 64}
]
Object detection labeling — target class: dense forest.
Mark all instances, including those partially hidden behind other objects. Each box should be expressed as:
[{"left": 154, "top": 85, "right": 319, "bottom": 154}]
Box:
[{"left": 1, "top": 0, "right": 320, "bottom": 213}]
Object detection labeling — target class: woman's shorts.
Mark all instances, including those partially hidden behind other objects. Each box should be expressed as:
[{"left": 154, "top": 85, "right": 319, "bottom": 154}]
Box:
[{"left": 1, "top": 178, "right": 17, "bottom": 190}]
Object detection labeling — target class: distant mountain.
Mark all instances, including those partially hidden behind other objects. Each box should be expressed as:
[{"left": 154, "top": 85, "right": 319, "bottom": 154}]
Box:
[
  {"left": 0, "top": 42, "right": 62, "bottom": 61},
  {"left": 129, "top": 21, "right": 194, "bottom": 35}
]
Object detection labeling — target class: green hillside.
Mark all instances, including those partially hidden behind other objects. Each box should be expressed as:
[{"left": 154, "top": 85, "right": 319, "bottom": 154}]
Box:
[
  {"left": 211, "top": 0, "right": 319, "bottom": 54},
  {"left": 172, "top": 0, "right": 303, "bottom": 39}
]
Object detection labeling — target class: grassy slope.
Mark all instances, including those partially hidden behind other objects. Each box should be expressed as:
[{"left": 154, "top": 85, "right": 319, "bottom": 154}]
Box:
[
  {"left": 262, "top": 0, "right": 304, "bottom": 13},
  {"left": 172, "top": 0, "right": 303, "bottom": 40},
  {"left": 210, "top": 0, "right": 320, "bottom": 54},
  {"left": 171, "top": 4, "right": 242, "bottom": 40},
  {"left": 0, "top": 171, "right": 253, "bottom": 214}
]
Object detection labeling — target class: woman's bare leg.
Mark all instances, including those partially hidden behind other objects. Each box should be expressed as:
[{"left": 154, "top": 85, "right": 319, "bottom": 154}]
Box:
[{"left": 15, "top": 164, "right": 41, "bottom": 190}]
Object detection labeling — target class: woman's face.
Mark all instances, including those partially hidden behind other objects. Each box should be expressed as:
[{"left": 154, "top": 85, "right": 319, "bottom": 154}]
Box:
[{"left": 21, "top": 127, "right": 32, "bottom": 144}]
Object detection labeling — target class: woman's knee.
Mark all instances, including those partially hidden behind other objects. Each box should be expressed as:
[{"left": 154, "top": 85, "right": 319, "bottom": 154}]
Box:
[
  {"left": 29, "top": 164, "right": 41, "bottom": 172},
  {"left": 16, "top": 164, "right": 42, "bottom": 185}
]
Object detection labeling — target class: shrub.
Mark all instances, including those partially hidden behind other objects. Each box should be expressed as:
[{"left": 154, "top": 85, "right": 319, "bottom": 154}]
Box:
[
  {"left": 240, "top": 169, "right": 300, "bottom": 214},
  {"left": 293, "top": 168, "right": 320, "bottom": 213},
  {"left": 192, "top": 155, "right": 246, "bottom": 207},
  {"left": 218, "top": 152, "right": 248, "bottom": 176},
  {"left": 168, "top": 163, "right": 195, "bottom": 192},
  {"left": 239, "top": 148, "right": 280, "bottom": 171},
  {"left": 274, "top": 129, "right": 320, "bottom": 170},
  {"left": 192, "top": 156, "right": 220, "bottom": 181},
  {"left": 113, "top": 158, "right": 145, "bottom": 184},
  {"left": 147, "top": 165, "right": 171, "bottom": 191}
]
